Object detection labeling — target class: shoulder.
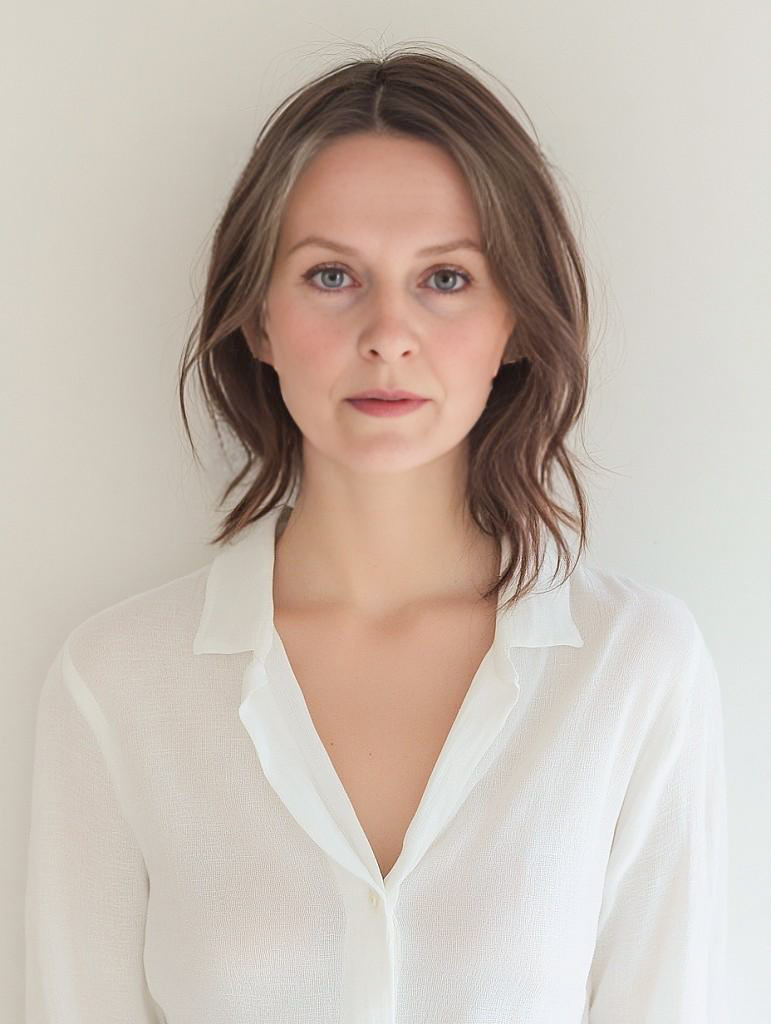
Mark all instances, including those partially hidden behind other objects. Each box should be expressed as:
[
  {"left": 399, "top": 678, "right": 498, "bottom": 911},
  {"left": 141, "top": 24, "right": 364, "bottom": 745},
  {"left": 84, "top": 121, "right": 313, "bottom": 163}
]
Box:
[
  {"left": 572, "top": 558, "right": 700, "bottom": 644},
  {"left": 60, "top": 561, "right": 212, "bottom": 695},
  {"left": 568, "top": 558, "right": 717, "bottom": 704}
]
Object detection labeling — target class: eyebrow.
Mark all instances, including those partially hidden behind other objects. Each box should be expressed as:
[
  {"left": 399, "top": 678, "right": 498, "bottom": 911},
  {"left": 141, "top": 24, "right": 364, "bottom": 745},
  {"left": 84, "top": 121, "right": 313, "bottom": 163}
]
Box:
[{"left": 286, "top": 235, "right": 484, "bottom": 258}]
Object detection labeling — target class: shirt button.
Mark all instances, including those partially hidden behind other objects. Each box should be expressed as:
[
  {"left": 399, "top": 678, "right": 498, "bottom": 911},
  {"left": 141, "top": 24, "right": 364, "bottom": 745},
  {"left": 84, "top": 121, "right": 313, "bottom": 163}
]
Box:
[{"left": 369, "top": 890, "right": 380, "bottom": 908}]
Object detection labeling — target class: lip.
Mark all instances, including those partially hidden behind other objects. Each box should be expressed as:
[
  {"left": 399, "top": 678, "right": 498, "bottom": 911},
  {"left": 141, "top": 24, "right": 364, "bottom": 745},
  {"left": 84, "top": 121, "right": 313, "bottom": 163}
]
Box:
[
  {"left": 346, "top": 396, "right": 428, "bottom": 418},
  {"left": 347, "top": 389, "right": 426, "bottom": 400}
]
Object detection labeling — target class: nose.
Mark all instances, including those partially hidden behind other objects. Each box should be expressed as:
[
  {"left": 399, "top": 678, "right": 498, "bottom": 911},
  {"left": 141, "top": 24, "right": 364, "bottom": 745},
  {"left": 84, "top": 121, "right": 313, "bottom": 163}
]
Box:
[
  {"left": 358, "top": 291, "right": 421, "bottom": 361},
  {"left": 361, "top": 333, "right": 418, "bottom": 361}
]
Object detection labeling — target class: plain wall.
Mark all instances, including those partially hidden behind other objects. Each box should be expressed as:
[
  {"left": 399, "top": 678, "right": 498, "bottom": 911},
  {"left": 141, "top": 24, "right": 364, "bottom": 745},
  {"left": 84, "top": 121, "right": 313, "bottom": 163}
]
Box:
[{"left": 4, "top": 1, "right": 769, "bottom": 1018}]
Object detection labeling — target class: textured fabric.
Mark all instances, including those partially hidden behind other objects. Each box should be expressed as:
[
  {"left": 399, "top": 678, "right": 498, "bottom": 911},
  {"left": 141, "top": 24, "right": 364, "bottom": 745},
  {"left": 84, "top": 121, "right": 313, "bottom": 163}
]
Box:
[{"left": 25, "top": 502, "right": 728, "bottom": 1022}]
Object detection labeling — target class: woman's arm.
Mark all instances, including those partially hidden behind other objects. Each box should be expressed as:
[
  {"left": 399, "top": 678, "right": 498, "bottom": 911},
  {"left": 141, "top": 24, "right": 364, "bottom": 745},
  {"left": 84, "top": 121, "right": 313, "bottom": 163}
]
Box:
[
  {"left": 25, "top": 641, "right": 162, "bottom": 1023},
  {"left": 587, "top": 614, "right": 728, "bottom": 1022}
]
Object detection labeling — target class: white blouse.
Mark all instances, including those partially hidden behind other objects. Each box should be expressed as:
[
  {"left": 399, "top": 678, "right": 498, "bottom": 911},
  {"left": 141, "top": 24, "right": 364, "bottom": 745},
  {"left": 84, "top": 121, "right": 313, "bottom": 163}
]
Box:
[{"left": 25, "top": 502, "right": 728, "bottom": 1023}]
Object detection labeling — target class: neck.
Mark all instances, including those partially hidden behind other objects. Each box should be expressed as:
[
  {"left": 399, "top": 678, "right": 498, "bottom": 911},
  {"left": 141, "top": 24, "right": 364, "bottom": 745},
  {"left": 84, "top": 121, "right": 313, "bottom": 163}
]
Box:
[{"left": 272, "top": 493, "right": 500, "bottom": 619}]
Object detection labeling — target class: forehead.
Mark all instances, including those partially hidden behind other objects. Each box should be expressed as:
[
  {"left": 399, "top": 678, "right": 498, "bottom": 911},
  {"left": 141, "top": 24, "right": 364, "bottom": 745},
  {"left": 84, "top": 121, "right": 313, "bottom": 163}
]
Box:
[{"left": 278, "top": 134, "right": 482, "bottom": 253}]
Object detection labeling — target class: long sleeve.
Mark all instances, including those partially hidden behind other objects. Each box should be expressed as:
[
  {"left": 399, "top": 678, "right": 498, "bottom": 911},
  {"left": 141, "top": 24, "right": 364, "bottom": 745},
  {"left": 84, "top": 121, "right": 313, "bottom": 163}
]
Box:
[
  {"left": 587, "top": 614, "right": 728, "bottom": 1022},
  {"left": 25, "top": 640, "right": 162, "bottom": 1023}
]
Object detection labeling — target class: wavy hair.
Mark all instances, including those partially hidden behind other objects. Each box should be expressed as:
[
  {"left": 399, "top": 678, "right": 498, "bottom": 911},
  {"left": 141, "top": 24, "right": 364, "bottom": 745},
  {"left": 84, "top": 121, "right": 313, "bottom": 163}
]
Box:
[{"left": 177, "top": 42, "right": 595, "bottom": 613}]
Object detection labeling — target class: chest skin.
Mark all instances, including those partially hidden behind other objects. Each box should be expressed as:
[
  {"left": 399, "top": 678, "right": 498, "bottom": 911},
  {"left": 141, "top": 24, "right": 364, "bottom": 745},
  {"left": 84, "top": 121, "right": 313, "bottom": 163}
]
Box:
[{"left": 273, "top": 598, "right": 498, "bottom": 881}]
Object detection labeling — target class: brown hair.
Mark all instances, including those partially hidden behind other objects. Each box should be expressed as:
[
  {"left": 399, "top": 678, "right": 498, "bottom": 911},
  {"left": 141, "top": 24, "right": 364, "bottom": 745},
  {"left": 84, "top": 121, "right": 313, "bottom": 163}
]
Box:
[{"left": 177, "top": 41, "right": 596, "bottom": 613}]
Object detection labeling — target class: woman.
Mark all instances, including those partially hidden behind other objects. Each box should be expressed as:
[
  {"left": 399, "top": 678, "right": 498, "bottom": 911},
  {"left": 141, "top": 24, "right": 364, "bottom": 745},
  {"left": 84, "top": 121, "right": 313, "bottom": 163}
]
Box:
[{"left": 25, "top": 44, "right": 727, "bottom": 1023}]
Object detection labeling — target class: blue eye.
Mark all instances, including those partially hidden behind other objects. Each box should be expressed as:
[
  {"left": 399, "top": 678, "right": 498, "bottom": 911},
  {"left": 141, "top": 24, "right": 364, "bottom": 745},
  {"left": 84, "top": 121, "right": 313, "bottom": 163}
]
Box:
[
  {"left": 304, "top": 265, "right": 352, "bottom": 291},
  {"left": 429, "top": 267, "right": 472, "bottom": 293},
  {"left": 302, "top": 263, "right": 472, "bottom": 294}
]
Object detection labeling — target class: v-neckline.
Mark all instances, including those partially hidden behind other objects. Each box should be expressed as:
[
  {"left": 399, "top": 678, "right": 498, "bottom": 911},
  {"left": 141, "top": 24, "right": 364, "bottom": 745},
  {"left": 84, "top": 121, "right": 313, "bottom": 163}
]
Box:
[{"left": 263, "top": 621, "right": 520, "bottom": 891}]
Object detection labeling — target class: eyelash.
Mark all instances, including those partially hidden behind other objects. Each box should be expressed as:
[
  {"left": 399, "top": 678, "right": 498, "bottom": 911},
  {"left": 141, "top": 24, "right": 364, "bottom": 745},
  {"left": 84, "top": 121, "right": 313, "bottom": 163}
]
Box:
[{"left": 302, "top": 262, "right": 473, "bottom": 296}]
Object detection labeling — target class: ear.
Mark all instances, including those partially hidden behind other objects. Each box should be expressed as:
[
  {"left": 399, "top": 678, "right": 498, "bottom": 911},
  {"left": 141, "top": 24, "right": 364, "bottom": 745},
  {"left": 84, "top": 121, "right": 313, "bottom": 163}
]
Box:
[
  {"left": 241, "top": 315, "right": 273, "bottom": 366},
  {"left": 501, "top": 312, "right": 519, "bottom": 364}
]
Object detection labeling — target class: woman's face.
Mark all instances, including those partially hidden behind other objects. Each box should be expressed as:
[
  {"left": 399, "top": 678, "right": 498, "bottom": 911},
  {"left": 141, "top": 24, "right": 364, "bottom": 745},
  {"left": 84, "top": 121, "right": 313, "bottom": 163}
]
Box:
[{"left": 246, "top": 132, "right": 516, "bottom": 476}]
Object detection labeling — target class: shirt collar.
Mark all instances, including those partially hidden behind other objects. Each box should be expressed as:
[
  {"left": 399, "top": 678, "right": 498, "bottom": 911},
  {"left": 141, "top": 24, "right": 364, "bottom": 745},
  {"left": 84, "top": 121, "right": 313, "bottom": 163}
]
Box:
[{"left": 193, "top": 502, "right": 584, "bottom": 659}]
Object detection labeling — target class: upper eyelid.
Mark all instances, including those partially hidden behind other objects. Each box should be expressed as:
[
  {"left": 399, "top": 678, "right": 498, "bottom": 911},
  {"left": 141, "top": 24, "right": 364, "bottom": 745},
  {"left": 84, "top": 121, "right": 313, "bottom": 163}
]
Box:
[{"left": 303, "top": 262, "right": 473, "bottom": 287}]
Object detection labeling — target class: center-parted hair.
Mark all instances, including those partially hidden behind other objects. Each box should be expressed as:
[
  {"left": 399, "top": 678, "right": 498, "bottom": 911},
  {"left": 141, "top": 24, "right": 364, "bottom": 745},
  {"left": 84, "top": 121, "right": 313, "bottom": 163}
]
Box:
[{"left": 177, "top": 42, "right": 595, "bottom": 612}]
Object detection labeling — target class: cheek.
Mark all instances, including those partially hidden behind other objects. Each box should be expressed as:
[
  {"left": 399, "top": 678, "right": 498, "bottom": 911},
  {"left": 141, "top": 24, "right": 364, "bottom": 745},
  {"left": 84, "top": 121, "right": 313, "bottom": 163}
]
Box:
[
  {"left": 442, "top": 333, "right": 500, "bottom": 394},
  {"left": 270, "top": 305, "right": 342, "bottom": 375}
]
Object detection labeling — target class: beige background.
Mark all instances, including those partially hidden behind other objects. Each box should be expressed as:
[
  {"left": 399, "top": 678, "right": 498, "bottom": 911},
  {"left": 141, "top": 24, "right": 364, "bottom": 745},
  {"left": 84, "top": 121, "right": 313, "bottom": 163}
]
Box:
[{"left": 4, "top": 1, "right": 768, "bottom": 1019}]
